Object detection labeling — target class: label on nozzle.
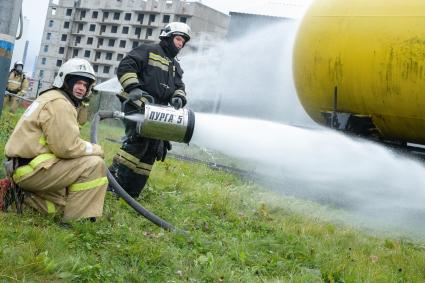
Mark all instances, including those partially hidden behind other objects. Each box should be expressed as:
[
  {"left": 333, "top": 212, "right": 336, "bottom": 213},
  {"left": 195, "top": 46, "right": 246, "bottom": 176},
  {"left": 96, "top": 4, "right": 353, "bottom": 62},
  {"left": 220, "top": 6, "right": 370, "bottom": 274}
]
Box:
[
  {"left": 140, "top": 104, "right": 192, "bottom": 143},
  {"left": 147, "top": 109, "right": 184, "bottom": 125}
]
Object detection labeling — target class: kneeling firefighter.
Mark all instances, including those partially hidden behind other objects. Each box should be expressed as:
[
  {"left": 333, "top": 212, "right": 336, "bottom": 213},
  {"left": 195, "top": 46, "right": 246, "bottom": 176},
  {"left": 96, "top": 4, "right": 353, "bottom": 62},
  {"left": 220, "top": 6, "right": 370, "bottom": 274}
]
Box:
[
  {"left": 4, "top": 58, "right": 108, "bottom": 221},
  {"left": 110, "top": 22, "right": 191, "bottom": 198}
]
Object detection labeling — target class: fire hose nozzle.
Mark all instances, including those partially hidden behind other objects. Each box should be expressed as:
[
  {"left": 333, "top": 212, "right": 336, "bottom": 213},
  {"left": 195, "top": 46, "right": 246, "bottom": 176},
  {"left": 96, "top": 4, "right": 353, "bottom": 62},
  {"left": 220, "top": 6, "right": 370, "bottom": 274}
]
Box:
[
  {"left": 96, "top": 111, "right": 124, "bottom": 120},
  {"left": 113, "top": 111, "right": 126, "bottom": 120},
  {"left": 135, "top": 104, "right": 195, "bottom": 144}
]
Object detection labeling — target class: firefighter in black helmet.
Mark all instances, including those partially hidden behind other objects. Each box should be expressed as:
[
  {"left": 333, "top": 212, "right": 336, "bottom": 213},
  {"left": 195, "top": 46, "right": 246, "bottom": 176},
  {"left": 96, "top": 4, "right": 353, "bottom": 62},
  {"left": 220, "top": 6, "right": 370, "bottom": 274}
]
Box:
[{"left": 110, "top": 22, "right": 191, "bottom": 198}]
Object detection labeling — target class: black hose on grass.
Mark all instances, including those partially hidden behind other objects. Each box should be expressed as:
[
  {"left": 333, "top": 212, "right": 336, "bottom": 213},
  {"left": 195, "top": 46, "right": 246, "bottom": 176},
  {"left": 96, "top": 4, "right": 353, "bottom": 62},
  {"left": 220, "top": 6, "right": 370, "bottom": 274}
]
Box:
[{"left": 91, "top": 111, "right": 185, "bottom": 233}]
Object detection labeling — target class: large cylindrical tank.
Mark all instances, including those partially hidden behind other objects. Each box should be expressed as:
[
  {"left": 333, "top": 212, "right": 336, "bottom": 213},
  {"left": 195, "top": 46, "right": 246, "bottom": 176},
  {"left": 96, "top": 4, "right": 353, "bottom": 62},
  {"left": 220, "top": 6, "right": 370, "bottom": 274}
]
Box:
[{"left": 293, "top": 0, "right": 425, "bottom": 144}]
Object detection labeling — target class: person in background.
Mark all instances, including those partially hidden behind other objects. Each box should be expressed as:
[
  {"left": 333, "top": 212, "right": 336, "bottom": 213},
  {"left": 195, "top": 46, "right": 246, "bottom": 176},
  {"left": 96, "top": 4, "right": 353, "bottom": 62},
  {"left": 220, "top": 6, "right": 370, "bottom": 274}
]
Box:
[
  {"left": 109, "top": 22, "right": 191, "bottom": 198},
  {"left": 5, "top": 61, "right": 29, "bottom": 113}
]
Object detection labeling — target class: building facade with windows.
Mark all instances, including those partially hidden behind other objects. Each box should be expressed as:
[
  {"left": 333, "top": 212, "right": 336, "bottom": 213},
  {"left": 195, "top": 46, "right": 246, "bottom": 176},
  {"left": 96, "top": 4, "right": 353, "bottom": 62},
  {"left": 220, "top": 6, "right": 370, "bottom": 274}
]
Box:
[{"left": 33, "top": 0, "right": 229, "bottom": 96}]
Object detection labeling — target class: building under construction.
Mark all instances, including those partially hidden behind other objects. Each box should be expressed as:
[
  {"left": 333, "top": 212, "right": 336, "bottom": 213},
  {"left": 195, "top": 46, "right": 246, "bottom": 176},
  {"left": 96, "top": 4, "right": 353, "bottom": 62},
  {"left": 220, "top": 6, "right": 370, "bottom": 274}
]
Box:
[{"left": 32, "top": 0, "right": 229, "bottom": 95}]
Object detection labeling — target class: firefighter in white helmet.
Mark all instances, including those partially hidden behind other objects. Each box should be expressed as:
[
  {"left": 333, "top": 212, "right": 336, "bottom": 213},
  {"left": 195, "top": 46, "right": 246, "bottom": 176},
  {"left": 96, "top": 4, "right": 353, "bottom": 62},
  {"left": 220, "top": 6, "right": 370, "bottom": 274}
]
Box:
[
  {"left": 109, "top": 22, "right": 191, "bottom": 198},
  {"left": 4, "top": 58, "right": 107, "bottom": 222},
  {"left": 5, "top": 61, "right": 29, "bottom": 113}
]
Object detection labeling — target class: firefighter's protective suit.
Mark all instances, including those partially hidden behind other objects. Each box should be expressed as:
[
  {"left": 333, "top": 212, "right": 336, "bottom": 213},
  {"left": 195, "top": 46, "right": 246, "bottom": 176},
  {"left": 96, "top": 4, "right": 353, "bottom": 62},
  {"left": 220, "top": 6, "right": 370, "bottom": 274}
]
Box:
[
  {"left": 5, "top": 61, "right": 29, "bottom": 113},
  {"left": 4, "top": 58, "right": 107, "bottom": 221},
  {"left": 109, "top": 22, "right": 191, "bottom": 198}
]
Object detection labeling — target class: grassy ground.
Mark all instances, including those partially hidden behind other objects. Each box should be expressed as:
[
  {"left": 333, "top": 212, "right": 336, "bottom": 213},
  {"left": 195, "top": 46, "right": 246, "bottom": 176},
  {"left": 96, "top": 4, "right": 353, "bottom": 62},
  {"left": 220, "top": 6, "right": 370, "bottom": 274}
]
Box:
[{"left": 0, "top": 109, "right": 425, "bottom": 282}]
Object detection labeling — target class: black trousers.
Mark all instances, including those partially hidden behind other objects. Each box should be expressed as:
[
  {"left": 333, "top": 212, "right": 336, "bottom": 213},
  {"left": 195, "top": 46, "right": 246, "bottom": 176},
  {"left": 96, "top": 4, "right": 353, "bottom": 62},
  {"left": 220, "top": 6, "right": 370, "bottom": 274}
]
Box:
[{"left": 109, "top": 101, "right": 162, "bottom": 198}]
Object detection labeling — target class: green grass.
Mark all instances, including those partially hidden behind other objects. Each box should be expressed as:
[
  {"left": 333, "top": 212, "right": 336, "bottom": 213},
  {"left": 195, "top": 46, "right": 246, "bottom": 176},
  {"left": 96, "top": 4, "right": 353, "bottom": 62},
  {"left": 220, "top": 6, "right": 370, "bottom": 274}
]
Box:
[
  {"left": 0, "top": 109, "right": 425, "bottom": 282},
  {"left": 0, "top": 109, "right": 24, "bottom": 177}
]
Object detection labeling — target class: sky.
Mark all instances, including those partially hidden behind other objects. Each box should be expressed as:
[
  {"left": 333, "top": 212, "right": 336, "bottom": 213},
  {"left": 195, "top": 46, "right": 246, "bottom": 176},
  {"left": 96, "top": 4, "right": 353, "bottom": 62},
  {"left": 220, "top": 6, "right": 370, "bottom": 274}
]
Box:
[
  {"left": 21, "top": 0, "right": 50, "bottom": 74},
  {"left": 20, "top": 0, "right": 310, "bottom": 76}
]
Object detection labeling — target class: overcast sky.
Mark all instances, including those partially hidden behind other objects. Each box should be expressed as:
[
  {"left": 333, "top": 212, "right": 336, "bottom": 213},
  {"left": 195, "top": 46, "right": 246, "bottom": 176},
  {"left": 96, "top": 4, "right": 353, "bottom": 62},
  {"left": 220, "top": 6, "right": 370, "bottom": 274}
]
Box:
[{"left": 20, "top": 0, "right": 309, "bottom": 75}]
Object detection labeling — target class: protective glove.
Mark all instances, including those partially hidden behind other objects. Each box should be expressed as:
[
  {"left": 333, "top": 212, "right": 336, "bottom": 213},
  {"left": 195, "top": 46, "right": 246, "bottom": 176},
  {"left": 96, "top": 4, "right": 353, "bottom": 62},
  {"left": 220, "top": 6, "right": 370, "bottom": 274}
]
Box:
[
  {"left": 128, "top": 88, "right": 154, "bottom": 104},
  {"left": 93, "top": 144, "right": 104, "bottom": 158},
  {"left": 170, "top": 96, "right": 183, "bottom": 110},
  {"left": 156, "top": 140, "right": 172, "bottom": 162}
]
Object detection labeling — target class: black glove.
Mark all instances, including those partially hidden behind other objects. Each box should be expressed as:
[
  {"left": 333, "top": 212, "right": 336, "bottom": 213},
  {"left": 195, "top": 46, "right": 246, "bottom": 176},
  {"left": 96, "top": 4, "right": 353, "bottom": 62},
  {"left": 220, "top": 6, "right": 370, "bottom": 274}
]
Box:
[
  {"left": 156, "top": 141, "right": 172, "bottom": 162},
  {"left": 128, "top": 88, "right": 154, "bottom": 104},
  {"left": 170, "top": 97, "right": 183, "bottom": 110}
]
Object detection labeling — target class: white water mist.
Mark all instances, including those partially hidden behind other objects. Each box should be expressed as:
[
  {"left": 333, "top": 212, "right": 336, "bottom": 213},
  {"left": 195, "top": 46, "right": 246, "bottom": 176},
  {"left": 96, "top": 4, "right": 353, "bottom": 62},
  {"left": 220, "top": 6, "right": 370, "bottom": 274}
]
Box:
[
  {"left": 191, "top": 113, "right": 425, "bottom": 237},
  {"left": 177, "top": 5, "right": 425, "bottom": 236},
  {"left": 182, "top": 20, "right": 314, "bottom": 127},
  {"left": 124, "top": 113, "right": 144, "bottom": 122}
]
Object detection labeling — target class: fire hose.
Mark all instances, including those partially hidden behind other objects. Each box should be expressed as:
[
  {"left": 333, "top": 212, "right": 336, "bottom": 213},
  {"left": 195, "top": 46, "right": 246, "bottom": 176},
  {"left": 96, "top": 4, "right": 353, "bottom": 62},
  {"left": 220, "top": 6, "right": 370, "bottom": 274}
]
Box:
[
  {"left": 4, "top": 91, "right": 35, "bottom": 103},
  {"left": 90, "top": 104, "right": 195, "bottom": 233}
]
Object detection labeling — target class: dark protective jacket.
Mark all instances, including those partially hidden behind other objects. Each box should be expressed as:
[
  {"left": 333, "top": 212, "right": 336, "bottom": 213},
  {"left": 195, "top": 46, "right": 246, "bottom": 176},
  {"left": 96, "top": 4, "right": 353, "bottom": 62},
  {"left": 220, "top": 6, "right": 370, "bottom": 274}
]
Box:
[{"left": 117, "top": 42, "right": 186, "bottom": 105}]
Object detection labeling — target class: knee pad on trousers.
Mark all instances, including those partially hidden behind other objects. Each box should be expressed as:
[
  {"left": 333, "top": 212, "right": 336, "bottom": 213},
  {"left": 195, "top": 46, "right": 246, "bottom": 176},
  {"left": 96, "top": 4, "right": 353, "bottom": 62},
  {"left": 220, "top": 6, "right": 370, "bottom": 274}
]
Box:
[{"left": 109, "top": 161, "right": 149, "bottom": 198}]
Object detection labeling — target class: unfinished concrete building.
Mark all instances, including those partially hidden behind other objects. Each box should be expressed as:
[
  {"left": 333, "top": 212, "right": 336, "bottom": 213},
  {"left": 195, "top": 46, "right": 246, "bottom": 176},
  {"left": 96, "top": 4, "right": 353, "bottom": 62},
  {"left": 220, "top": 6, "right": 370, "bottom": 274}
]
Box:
[{"left": 32, "top": 0, "right": 229, "bottom": 95}]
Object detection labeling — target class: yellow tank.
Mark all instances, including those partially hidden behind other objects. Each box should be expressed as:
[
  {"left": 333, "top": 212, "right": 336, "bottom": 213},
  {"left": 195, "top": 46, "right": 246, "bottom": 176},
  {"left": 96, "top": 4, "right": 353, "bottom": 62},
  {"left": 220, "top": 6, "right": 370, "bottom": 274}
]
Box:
[{"left": 293, "top": 0, "right": 425, "bottom": 144}]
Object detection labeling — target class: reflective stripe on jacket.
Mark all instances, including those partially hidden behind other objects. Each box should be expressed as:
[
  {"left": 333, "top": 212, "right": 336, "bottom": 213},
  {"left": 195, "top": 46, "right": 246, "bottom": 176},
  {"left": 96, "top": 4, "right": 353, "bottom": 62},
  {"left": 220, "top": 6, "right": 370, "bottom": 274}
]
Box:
[
  {"left": 13, "top": 153, "right": 57, "bottom": 182},
  {"left": 6, "top": 71, "right": 29, "bottom": 95},
  {"left": 117, "top": 43, "right": 185, "bottom": 105}
]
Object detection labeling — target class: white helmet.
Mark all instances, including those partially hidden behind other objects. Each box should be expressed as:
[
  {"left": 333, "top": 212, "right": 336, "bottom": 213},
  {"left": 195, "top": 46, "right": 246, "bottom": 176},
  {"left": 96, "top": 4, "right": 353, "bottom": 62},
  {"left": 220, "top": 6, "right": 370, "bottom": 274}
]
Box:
[
  {"left": 53, "top": 58, "right": 96, "bottom": 99},
  {"left": 14, "top": 61, "right": 24, "bottom": 68},
  {"left": 159, "top": 22, "right": 191, "bottom": 42},
  {"left": 13, "top": 61, "right": 24, "bottom": 73}
]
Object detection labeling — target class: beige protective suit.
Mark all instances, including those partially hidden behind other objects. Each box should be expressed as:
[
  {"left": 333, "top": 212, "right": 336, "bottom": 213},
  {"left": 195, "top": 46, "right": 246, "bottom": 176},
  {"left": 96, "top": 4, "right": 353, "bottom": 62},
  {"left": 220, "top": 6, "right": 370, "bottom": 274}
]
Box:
[
  {"left": 4, "top": 88, "right": 107, "bottom": 221},
  {"left": 5, "top": 71, "right": 29, "bottom": 113}
]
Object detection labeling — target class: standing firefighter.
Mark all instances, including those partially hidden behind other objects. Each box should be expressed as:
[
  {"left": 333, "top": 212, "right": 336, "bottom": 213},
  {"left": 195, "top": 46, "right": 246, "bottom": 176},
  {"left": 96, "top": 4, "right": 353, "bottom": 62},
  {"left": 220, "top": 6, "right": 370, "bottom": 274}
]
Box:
[
  {"left": 5, "top": 61, "right": 29, "bottom": 113},
  {"left": 4, "top": 58, "right": 108, "bottom": 222},
  {"left": 110, "top": 22, "right": 191, "bottom": 198}
]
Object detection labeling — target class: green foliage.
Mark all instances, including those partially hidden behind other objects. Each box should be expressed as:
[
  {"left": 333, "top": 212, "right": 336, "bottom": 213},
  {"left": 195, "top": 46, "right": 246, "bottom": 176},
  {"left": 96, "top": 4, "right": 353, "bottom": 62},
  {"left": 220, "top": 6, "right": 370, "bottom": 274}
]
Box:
[
  {"left": 0, "top": 112, "right": 425, "bottom": 282},
  {"left": 0, "top": 110, "right": 23, "bottom": 177}
]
